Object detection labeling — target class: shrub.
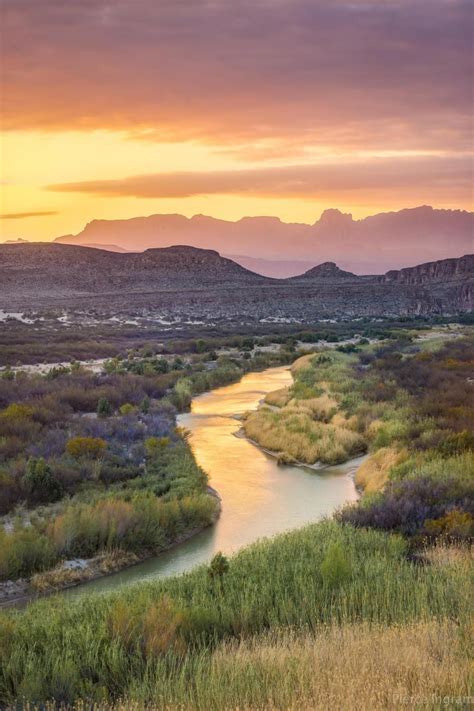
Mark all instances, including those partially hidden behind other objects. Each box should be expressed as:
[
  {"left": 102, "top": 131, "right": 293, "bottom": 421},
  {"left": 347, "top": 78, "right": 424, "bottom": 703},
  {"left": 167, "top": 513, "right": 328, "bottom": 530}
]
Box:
[
  {"left": 340, "top": 473, "right": 474, "bottom": 537},
  {"left": 0, "top": 528, "right": 58, "bottom": 580},
  {"left": 424, "top": 510, "right": 474, "bottom": 541},
  {"left": 97, "top": 398, "right": 112, "bottom": 418},
  {"left": 320, "top": 541, "right": 352, "bottom": 589},
  {"left": 23, "top": 457, "right": 63, "bottom": 504},
  {"left": 65, "top": 437, "right": 107, "bottom": 460},
  {"left": 355, "top": 448, "right": 408, "bottom": 493},
  {"left": 208, "top": 552, "right": 230, "bottom": 592}
]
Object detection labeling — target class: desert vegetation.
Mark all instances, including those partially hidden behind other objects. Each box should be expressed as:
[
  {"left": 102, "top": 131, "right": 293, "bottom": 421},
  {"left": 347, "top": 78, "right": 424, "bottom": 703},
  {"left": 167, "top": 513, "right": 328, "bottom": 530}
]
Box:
[
  {"left": 0, "top": 519, "right": 471, "bottom": 705},
  {"left": 0, "top": 324, "right": 472, "bottom": 707},
  {"left": 245, "top": 329, "right": 474, "bottom": 541},
  {"left": 0, "top": 340, "right": 299, "bottom": 588}
]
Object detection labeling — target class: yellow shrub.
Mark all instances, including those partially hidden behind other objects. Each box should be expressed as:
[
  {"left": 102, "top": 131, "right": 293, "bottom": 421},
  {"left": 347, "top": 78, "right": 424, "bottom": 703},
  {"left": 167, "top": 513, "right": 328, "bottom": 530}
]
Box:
[
  {"left": 355, "top": 447, "right": 408, "bottom": 493},
  {"left": 65, "top": 436, "right": 107, "bottom": 459}
]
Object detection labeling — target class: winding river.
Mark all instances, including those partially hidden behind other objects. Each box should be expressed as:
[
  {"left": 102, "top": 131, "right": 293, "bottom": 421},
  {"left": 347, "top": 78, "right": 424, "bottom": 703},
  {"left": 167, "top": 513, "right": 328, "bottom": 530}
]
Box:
[{"left": 66, "top": 366, "right": 360, "bottom": 598}]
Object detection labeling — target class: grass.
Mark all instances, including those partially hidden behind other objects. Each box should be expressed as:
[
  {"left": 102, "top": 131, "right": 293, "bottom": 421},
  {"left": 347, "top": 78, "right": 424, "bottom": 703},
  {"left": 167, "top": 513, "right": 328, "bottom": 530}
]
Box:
[
  {"left": 244, "top": 406, "right": 365, "bottom": 465},
  {"left": 0, "top": 519, "right": 471, "bottom": 705},
  {"left": 244, "top": 350, "right": 369, "bottom": 466},
  {"left": 33, "top": 620, "right": 470, "bottom": 710},
  {"left": 263, "top": 387, "right": 290, "bottom": 408},
  {"left": 2, "top": 327, "right": 473, "bottom": 708},
  {"left": 146, "top": 620, "right": 470, "bottom": 711},
  {"left": 354, "top": 446, "right": 408, "bottom": 493}
]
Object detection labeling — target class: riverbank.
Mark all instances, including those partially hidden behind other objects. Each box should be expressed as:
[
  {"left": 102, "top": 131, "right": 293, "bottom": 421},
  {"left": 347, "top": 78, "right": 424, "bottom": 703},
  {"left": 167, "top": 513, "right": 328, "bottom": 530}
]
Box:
[
  {"left": 51, "top": 365, "right": 357, "bottom": 601},
  {"left": 0, "top": 487, "right": 222, "bottom": 609}
]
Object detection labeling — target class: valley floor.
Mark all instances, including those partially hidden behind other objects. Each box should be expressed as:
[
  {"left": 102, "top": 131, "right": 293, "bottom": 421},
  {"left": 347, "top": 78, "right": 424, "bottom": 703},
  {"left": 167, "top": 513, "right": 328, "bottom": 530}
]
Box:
[{"left": 0, "top": 322, "right": 472, "bottom": 708}]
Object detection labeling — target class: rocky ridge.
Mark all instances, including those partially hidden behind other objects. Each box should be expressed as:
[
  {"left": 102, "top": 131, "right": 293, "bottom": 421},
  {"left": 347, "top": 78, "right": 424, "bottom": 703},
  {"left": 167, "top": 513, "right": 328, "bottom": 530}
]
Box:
[{"left": 0, "top": 244, "right": 472, "bottom": 320}]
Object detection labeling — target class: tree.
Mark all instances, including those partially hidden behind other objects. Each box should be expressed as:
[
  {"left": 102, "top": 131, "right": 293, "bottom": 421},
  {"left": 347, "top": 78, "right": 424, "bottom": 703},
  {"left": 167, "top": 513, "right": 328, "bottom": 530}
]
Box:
[
  {"left": 97, "top": 398, "right": 112, "bottom": 418},
  {"left": 208, "top": 552, "right": 229, "bottom": 593},
  {"left": 23, "top": 458, "right": 63, "bottom": 504}
]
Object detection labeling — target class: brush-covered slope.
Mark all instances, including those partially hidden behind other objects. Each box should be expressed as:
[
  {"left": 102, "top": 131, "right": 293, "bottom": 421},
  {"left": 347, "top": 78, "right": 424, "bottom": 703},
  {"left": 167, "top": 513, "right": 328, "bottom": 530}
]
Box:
[{"left": 0, "top": 243, "right": 472, "bottom": 319}]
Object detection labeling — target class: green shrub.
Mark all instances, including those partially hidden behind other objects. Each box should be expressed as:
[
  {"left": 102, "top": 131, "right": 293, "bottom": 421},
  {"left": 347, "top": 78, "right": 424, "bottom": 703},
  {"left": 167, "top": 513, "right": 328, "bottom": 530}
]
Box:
[
  {"left": 320, "top": 541, "right": 352, "bottom": 588},
  {"left": 0, "top": 528, "right": 58, "bottom": 580},
  {"left": 97, "top": 398, "right": 112, "bottom": 418},
  {"left": 23, "top": 458, "right": 63, "bottom": 504}
]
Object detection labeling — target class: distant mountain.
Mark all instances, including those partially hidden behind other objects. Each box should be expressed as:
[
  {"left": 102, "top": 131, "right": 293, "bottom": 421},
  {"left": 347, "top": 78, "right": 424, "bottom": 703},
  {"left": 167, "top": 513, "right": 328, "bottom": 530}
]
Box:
[
  {"left": 295, "top": 262, "right": 357, "bottom": 280},
  {"left": 54, "top": 206, "right": 474, "bottom": 274},
  {"left": 1, "top": 243, "right": 472, "bottom": 320}
]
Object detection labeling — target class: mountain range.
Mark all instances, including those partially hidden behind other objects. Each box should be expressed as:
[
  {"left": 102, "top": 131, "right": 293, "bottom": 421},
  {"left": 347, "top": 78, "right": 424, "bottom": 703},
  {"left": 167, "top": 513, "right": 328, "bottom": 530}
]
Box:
[
  {"left": 53, "top": 206, "right": 474, "bottom": 277},
  {"left": 1, "top": 243, "right": 472, "bottom": 321}
]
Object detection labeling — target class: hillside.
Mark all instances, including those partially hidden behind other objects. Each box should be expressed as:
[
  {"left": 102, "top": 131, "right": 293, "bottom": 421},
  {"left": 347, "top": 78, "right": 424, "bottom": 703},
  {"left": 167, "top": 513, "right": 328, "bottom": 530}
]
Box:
[
  {"left": 53, "top": 206, "right": 474, "bottom": 275},
  {"left": 0, "top": 243, "right": 472, "bottom": 319}
]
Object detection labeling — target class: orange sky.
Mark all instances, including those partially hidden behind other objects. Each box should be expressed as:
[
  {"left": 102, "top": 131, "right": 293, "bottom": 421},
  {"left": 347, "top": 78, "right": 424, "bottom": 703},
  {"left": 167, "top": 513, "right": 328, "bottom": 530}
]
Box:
[{"left": 1, "top": 1, "right": 472, "bottom": 242}]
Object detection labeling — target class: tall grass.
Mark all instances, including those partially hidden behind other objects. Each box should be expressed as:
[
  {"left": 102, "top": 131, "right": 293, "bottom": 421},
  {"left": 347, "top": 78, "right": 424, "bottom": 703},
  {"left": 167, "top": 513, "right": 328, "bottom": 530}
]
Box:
[
  {"left": 244, "top": 406, "right": 365, "bottom": 465},
  {"left": 355, "top": 446, "right": 408, "bottom": 493},
  {"left": 1, "top": 520, "right": 471, "bottom": 704}
]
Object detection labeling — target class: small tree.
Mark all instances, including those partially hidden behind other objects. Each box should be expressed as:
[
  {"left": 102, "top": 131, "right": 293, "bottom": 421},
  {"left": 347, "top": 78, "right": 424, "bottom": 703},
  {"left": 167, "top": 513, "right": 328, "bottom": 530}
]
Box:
[
  {"left": 320, "top": 542, "right": 352, "bottom": 589},
  {"left": 23, "top": 458, "right": 63, "bottom": 504},
  {"left": 97, "top": 398, "right": 112, "bottom": 418},
  {"left": 208, "top": 552, "right": 229, "bottom": 593},
  {"left": 141, "top": 396, "right": 151, "bottom": 414}
]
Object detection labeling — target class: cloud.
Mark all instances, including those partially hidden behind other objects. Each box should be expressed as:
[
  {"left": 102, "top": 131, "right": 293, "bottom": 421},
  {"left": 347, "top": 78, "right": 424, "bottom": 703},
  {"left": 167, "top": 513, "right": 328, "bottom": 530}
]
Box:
[
  {"left": 0, "top": 211, "right": 59, "bottom": 219},
  {"left": 46, "top": 155, "right": 473, "bottom": 203},
  {"left": 1, "top": 0, "right": 472, "bottom": 154}
]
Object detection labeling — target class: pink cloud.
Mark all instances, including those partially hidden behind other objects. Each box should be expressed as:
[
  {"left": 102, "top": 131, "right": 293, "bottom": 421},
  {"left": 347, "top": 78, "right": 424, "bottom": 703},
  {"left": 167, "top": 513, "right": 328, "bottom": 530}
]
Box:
[
  {"left": 47, "top": 155, "right": 472, "bottom": 203},
  {"left": 1, "top": 0, "right": 472, "bottom": 154}
]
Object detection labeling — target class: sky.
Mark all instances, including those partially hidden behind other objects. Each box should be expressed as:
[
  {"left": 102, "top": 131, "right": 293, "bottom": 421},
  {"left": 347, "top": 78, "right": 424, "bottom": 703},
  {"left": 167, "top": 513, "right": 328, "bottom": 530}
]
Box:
[{"left": 0, "top": 0, "right": 472, "bottom": 242}]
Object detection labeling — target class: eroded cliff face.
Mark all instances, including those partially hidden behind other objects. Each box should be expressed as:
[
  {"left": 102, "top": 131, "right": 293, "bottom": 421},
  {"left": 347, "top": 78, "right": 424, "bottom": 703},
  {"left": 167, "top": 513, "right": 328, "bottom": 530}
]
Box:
[
  {"left": 380, "top": 255, "right": 474, "bottom": 285},
  {"left": 1, "top": 244, "right": 472, "bottom": 320}
]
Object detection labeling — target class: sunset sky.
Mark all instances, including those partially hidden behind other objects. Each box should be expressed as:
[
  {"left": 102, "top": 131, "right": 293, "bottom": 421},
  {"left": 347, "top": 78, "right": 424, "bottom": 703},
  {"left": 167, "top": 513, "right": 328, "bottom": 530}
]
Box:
[{"left": 1, "top": 0, "right": 472, "bottom": 242}]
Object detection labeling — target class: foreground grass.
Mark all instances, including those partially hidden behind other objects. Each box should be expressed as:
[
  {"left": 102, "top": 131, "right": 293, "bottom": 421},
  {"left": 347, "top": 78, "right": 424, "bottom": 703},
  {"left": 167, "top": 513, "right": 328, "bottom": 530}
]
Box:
[
  {"left": 1, "top": 520, "right": 471, "bottom": 705},
  {"left": 20, "top": 620, "right": 472, "bottom": 710}
]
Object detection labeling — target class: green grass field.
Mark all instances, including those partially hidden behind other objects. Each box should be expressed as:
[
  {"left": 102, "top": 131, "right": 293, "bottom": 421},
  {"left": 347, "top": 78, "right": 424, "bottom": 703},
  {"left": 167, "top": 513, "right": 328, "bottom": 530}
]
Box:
[{"left": 1, "top": 520, "right": 471, "bottom": 706}]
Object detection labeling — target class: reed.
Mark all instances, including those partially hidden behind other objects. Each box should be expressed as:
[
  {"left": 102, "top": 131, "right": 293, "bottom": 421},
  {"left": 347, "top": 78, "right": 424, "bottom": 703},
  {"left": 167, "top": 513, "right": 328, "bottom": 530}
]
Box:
[{"left": 1, "top": 520, "right": 470, "bottom": 704}]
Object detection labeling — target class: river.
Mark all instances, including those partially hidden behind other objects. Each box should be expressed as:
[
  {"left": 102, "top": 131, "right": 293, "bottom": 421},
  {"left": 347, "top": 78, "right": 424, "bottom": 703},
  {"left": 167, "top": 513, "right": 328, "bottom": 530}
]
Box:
[{"left": 65, "top": 365, "right": 359, "bottom": 598}]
